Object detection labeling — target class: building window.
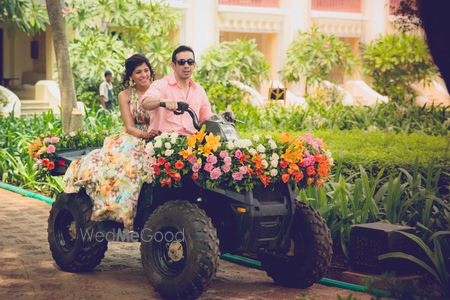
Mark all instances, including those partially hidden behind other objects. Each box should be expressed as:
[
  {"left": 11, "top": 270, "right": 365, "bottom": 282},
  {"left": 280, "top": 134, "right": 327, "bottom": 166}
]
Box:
[
  {"left": 218, "top": 0, "right": 280, "bottom": 8},
  {"left": 311, "top": 0, "right": 362, "bottom": 13}
]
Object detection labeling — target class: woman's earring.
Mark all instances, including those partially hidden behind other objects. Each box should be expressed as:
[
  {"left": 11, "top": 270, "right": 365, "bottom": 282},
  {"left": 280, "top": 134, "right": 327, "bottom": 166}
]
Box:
[{"left": 130, "top": 79, "right": 135, "bottom": 87}]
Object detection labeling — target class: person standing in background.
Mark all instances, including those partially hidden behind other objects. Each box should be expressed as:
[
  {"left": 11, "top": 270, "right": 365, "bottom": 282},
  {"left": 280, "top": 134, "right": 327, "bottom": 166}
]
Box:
[{"left": 99, "top": 70, "right": 114, "bottom": 110}]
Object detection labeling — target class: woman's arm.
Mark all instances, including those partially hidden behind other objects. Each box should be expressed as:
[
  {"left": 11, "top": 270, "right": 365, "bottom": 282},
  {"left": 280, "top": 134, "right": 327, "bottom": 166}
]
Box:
[{"left": 118, "top": 91, "right": 155, "bottom": 139}]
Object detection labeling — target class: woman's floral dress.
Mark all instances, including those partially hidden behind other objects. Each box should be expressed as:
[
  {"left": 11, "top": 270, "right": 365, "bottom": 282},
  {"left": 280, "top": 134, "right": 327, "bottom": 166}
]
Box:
[{"left": 63, "top": 88, "right": 155, "bottom": 230}]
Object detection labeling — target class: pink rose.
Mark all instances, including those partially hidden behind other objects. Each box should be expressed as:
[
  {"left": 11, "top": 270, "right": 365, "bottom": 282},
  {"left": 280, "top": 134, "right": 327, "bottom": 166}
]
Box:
[
  {"left": 47, "top": 144, "right": 56, "bottom": 154},
  {"left": 192, "top": 162, "right": 201, "bottom": 173},
  {"left": 232, "top": 172, "right": 243, "bottom": 181},
  {"left": 234, "top": 149, "right": 243, "bottom": 159},
  {"left": 204, "top": 163, "right": 213, "bottom": 173},
  {"left": 187, "top": 154, "right": 197, "bottom": 165},
  {"left": 222, "top": 164, "right": 231, "bottom": 173},
  {"left": 224, "top": 156, "right": 232, "bottom": 165},
  {"left": 206, "top": 155, "right": 218, "bottom": 165},
  {"left": 43, "top": 137, "right": 51, "bottom": 144},
  {"left": 210, "top": 167, "right": 222, "bottom": 180},
  {"left": 50, "top": 137, "right": 60, "bottom": 144},
  {"left": 219, "top": 151, "right": 228, "bottom": 158},
  {"left": 239, "top": 166, "right": 248, "bottom": 175}
]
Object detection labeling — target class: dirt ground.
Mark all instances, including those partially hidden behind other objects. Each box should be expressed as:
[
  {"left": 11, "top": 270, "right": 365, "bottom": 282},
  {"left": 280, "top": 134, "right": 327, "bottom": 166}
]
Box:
[{"left": 0, "top": 188, "right": 371, "bottom": 300}]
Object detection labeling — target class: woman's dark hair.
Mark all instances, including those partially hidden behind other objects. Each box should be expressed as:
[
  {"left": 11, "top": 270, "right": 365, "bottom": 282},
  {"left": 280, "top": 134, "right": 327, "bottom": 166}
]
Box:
[{"left": 121, "top": 54, "right": 155, "bottom": 88}]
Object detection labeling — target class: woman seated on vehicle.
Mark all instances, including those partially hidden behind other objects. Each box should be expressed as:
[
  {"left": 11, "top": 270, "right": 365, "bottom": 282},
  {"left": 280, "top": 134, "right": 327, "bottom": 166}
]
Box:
[{"left": 63, "top": 54, "right": 160, "bottom": 230}]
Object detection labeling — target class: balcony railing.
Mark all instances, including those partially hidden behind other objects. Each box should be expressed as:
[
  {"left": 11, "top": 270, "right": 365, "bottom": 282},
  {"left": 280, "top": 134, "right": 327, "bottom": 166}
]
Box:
[
  {"left": 219, "top": 0, "right": 280, "bottom": 8},
  {"left": 312, "top": 0, "right": 362, "bottom": 13}
]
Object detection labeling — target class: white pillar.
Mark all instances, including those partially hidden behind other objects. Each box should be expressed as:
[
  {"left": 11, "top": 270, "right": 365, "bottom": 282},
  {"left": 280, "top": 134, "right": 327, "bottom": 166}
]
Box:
[
  {"left": 280, "top": 0, "right": 310, "bottom": 95},
  {"left": 280, "top": 0, "right": 310, "bottom": 65},
  {"left": 184, "top": 0, "right": 218, "bottom": 61},
  {"left": 364, "top": 0, "right": 389, "bottom": 42}
]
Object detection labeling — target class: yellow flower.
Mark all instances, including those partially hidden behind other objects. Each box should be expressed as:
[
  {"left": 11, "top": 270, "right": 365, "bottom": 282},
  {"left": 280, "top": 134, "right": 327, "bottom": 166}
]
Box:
[
  {"left": 198, "top": 144, "right": 213, "bottom": 156},
  {"left": 204, "top": 133, "right": 221, "bottom": 152},
  {"left": 195, "top": 127, "right": 206, "bottom": 142},
  {"left": 187, "top": 135, "right": 197, "bottom": 148},
  {"left": 179, "top": 147, "right": 193, "bottom": 159},
  {"left": 279, "top": 133, "right": 292, "bottom": 144},
  {"left": 28, "top": 140, "right": 42, "bottom": 156}
]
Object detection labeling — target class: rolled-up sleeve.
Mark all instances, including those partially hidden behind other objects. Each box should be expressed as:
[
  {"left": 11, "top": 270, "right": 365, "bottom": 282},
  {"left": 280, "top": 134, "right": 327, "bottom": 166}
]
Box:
[{"left": 139, "top": 80, "right": 166, "bottom": 106}]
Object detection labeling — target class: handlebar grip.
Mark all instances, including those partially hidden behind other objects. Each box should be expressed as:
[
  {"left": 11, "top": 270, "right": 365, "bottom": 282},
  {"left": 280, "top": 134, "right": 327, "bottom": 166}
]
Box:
[{"left": 177, "top": 101, "right": 189, "bottom": 111}]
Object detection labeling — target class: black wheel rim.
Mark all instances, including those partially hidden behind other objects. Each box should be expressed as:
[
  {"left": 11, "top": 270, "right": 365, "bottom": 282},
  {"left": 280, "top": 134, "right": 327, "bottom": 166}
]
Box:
[
  {"left": 54, "top": 209, "right": 77, "bottom": 252},
  {"left": 150, "top": 226, "right": 187, "bottom": 277}
]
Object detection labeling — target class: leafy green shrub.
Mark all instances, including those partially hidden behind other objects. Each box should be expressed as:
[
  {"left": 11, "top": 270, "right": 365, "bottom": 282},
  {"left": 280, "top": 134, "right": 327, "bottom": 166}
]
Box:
[
  {"left": 66, "top": 0, "right": 178, "bottom": 93},
  {"left": 281, "top": 26, "right": 356, "bottom": 88},
  {"left": 206, "top": 84, "right": 247, "bottom": 112},
  {"left": 362, "top": 33, "right": 437, "bottom": 103},
  {"left": 231, "top": 100, "right": 449, "bottom": 136},
  {"left": 195, "top": 39, "right": 270, "bottom": 89}
]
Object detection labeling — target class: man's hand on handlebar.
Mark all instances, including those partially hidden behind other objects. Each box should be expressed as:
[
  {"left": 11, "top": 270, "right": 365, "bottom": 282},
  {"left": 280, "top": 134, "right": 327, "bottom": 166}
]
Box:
[{"left": 160, "top": 100, "right": 178, "bottom": 111}]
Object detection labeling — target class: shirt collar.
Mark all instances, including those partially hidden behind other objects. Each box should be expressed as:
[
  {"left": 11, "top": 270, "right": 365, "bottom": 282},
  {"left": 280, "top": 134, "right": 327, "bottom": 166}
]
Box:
[{"left": 168, "top": 73, "right": 196, "bottom": 89}]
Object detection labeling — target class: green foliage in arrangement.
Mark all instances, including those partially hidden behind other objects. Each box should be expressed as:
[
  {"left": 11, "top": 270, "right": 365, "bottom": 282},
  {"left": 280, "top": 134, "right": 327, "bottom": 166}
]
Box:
[
  {"left": 195, "top": 39, "right": 271, "bottom": 89},
  {"left": 65, "top": 0, "right": 178, "bottom": 95},
  {"left": 281, "top": 26, "right": 357, "bottom": 87},
  {"left": 362, "top": 33, "right": 437, "bottom": 103}
]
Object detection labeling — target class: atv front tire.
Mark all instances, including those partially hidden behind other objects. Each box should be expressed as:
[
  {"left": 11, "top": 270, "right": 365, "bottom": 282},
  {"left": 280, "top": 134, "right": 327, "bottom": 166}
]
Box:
[
  {"left": 140, "top": 200, "right": 219, "bottom": 300},
  {"left": 260, "top": 201, "right": 332, "bottom": 288},
  {"left": 48, "top": 191, "right": 108, "bottom": 272}
]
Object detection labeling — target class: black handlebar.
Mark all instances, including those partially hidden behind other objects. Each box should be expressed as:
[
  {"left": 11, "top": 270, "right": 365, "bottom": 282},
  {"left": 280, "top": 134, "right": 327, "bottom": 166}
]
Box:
[{"left": 160, "top": 101, "right": 200, "bottom": 131}]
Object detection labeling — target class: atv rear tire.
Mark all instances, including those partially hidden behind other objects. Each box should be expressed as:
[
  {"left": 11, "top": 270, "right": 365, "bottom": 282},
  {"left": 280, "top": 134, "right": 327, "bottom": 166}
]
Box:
[
  {"left": 260, "top": 201, "right": 332, "bottom": 288},
  {"left": 48, "top": 191, "right": 108, "bottom": 272},
  {"left": 140, "top": 200, "right": 219, "bottom": 300}
]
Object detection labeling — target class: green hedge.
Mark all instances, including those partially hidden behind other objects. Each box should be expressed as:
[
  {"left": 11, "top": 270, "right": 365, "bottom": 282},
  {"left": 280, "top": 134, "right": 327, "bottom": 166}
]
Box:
[{"left": 240, "top": 129, "right": 449, "bottom": 175}]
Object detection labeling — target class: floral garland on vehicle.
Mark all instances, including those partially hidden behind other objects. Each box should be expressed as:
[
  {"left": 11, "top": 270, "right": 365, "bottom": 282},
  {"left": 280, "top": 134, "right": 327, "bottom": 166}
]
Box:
[
  {"left": 28, "top": 130, "right": 109, "bottom": 173},
  {"left": 146, "top": 128, "right": 333, "bottom": 192}
]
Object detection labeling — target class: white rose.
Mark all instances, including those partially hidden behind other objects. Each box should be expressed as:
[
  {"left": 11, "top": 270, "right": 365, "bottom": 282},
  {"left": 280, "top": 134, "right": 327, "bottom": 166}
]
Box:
[
  {"left": 253, "top": 134, "right": 260, "bottom": 142},
  {"left": 164, "top": 142, "right": 171, "bottom": 149},
  {"left": 242, "top": 139, "right": 253, "bottom": 148},
  {"left": 270, "top": 159, "right": 278, "bottom": 168},
  {"left": 154, "top": 140, "right": 162, "bottom": 148},
  {"left": 271, "top": 153, "right": 279, "bottom": 160},
  {"left": 261, "top": 153, "right": 266, "bottom": 159},
  {"left": 165, "top": 149, "right": 174, "bottom": 156},
  {"left": 249, "top": 148, "right": 257, "bottom": 155},
  {"left": 256, "top": 144, "right": 266, "bottom": 153},
  {"left": 161, "top": 132, "right": 170, "bottom": 139},
  {"left": 170, "top": 137, "right": 177, "bottom": 144},
  {"left": 170, "top": 132, "right": 179, "bottom": 139},
  {"left": 227, "top": 141, "right": 235, "bottom": 150},
  {"left": 270, "top": 169, "right": 278, "bottom": 177},
  {"left": 262, "top": 160, "right": 269, "bottom": 169},
  {"left": 269, "top": 140, "right": 277, "bottom": 150}
]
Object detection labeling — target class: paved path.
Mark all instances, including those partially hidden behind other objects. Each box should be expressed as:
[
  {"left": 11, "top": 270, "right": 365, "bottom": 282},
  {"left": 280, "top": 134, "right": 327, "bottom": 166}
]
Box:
[{"left": 0, "top": 188, "right": 371, "bottom": 300}]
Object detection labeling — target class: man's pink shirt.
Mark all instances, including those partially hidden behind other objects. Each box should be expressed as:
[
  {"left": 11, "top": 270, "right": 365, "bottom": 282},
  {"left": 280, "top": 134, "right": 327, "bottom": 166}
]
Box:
[{"left": 140, "top": 74, "right": 213, "bottom": 135}]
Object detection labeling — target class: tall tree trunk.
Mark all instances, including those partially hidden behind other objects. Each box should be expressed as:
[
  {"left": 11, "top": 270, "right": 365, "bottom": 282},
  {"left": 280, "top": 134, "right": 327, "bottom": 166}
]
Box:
[{"left": 45, "top": 0, "right": 78, "bottom": 132}]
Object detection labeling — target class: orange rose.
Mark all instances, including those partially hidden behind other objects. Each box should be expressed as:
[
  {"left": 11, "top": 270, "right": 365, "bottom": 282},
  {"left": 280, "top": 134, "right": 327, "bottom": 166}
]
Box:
[
  {"left": 281, "top": 173, "right": 290, "bottom": 183},
  {"left": 47, "top": 161, "right": 55, "bottom": 171}
]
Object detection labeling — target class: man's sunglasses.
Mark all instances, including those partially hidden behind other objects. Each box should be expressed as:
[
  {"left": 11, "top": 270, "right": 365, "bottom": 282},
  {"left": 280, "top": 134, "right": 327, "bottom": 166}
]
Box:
[{"left": 176, "top": 59, "right": 195, "bottom": 66}]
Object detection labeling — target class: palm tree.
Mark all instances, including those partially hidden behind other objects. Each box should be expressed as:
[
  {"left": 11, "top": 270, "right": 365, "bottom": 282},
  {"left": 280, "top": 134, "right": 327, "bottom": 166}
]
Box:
[{"left": 45, "top": 0, "right": 79, "bottom": 132}]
